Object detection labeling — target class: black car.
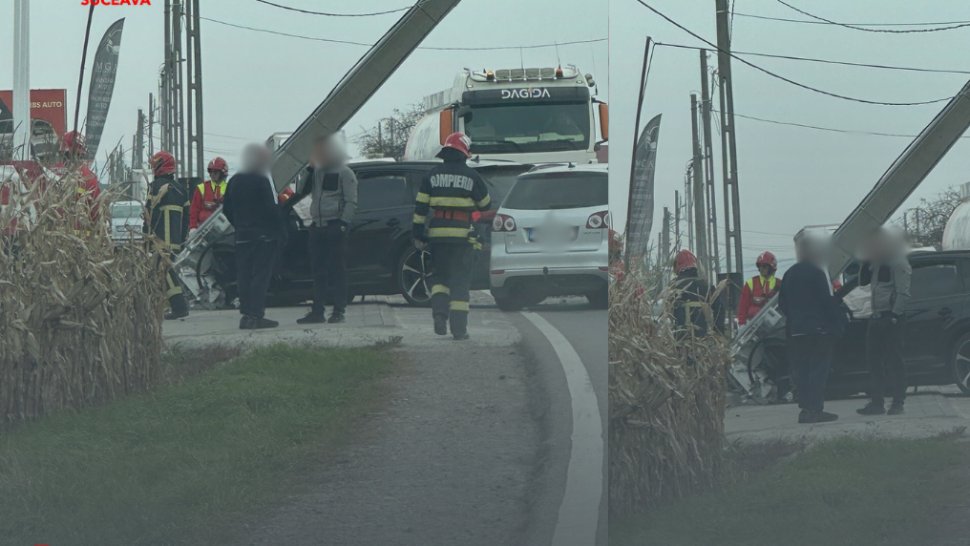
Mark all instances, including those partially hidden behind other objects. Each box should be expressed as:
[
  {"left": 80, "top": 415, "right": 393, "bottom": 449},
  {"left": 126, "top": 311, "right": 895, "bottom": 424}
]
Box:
[
  {"left": 750, "top": 250, "right": 970, "bottom": 400},
  {"left": 197, "top": 160, "right": 530, "bottom": 306}
]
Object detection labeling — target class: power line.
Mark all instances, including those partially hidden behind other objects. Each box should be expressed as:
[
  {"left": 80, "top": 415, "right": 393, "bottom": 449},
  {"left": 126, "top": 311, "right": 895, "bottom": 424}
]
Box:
[
  {"left": 200, "top": 16, "right": 607, "bottom": 51},
  {"left": 634, "top": 0, "right": 954, "bottom": 106},
  {"left": 721, "top": 109, "right": 970, "bottom": 140},
  {"left": 733, "top": 11, "right": 970, "bottom": 28},
  {"left": 253, "top": 0, "right": 410, "bottom": 17},
  {"left": 655, "top": 42, "right": 970, "bottom": 75},
  {"left": 775, "top": 0, "right": 970, "bottom": 33}
]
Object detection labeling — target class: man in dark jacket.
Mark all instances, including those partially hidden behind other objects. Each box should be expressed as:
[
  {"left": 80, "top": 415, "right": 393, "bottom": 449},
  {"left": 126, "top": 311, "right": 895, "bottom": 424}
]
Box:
[
  {"left": 412, "top": 132, "right": 490, "bottom": 340},
  {"left": 778, "top": 234, "right": 846, "bottom": 424},
  {"left": 147, "top": 150, "right": 190, "bottom": 320},
  {"left": 671, "top": 249, "right": 724, "bottom": 339},
  {"left": 294, "top": 135, "right": 358, "bottom": 325},
  {"left": 222, "top": 143, "right": 285, "bottom": 329}
]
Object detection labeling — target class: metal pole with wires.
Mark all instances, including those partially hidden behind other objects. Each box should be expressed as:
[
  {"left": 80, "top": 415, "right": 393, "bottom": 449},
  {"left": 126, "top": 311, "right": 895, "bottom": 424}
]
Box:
[
  {"left": 691, "top": 94, "right": 709, "bottom": 282},
  {"left": 715, "top": 0, "right": 744, "bottom": 293},
  {"left": 700, "top": 50, "right": 721, "bottom": 278}
]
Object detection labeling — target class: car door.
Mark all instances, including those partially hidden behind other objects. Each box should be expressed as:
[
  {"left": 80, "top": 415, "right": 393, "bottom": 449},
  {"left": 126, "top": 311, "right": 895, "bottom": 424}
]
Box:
[
  {"left": 348, "top": 171, "right": 413, "bottom": 278},
  {"left": 903, "top": 258, "right": 967, "bottom": 367}
]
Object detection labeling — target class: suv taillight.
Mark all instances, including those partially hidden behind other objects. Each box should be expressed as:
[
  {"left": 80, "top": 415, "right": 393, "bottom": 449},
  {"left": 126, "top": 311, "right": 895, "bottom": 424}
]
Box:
[
  {"left": 493, "top": 213, "right": 517, "bottom": 232},
  {"left": 586, "top": 211, "right": 610, "bottom": 229}
]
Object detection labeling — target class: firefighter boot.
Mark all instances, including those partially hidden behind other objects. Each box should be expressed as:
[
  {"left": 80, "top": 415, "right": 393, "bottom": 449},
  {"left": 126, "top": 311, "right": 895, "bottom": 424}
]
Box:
[
  {"left": 431, "top": 284, "right": 450, "bottom": 335},
  {"left": 165, "top": 293, "right": 189, "bottom": 320},
  {"left": 450, "top": 300, "right": 469, "bottom": 341}
]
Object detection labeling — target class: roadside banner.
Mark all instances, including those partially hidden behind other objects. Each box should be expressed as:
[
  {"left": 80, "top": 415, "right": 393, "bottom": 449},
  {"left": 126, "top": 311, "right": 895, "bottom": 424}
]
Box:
[
  {"left": 84, "top": 18, "right": 125, "bottom": 161},
  {"left": 625, "top": 113, "right": 661, "bottom": 266}
]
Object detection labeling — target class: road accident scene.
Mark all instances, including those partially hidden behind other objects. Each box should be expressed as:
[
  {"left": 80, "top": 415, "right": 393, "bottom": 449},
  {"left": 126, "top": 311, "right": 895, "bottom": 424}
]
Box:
[
  {"left": 609, "top": 2, "right": 970, "bottom": 545},
  {"left": 0, "top": 1, "right": 606, "bottom": 545}
]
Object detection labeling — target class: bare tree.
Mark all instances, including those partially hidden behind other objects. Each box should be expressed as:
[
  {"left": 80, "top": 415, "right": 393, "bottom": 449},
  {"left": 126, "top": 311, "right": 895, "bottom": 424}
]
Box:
[
  {"left": 354, "top": 103, "right": 425, "bottom": 161},
  {"left": 901, "top": 186, "right": 963, "bottom": 247}
]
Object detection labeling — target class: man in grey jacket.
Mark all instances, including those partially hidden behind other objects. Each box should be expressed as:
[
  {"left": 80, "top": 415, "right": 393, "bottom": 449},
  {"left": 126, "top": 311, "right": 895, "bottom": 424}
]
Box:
[
  {"left": 858, "top": 229, "right": 912, "bottom": 416},
  {"left": 295, "top": 135, "right": 358, "bottom": 324}
]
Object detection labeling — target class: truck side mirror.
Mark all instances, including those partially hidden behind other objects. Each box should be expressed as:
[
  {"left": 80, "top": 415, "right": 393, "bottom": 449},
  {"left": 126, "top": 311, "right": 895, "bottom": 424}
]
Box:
[{"left": 598, "top": 102, "right": 609, "bottom": 141}]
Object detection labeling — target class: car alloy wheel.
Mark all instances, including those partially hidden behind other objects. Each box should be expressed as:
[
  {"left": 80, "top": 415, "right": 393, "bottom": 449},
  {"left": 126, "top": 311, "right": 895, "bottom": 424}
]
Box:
[
  {"left": 952, "top": 333, "right": 970, "bottom": 395},
  {"left": 399, "top": 246, "right": 433, "bottom": 306}
]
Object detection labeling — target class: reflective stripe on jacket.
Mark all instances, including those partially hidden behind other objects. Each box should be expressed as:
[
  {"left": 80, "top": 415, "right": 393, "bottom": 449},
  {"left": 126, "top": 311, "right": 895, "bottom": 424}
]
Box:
[
  {"left": 737, "top": 275, "right": 779, "bottom": 325},
  {"left": 412, "top": 161, "right": 490, "bottom": 244},
  {"left": 189, "top": 179, "right": 228, "bottom": 229}
]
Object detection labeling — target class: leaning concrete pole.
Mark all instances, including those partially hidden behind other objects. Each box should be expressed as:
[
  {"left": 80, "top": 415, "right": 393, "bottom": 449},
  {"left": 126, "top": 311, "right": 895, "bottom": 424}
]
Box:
[{"left": 12, "top": 0, "right": 30, "bottom": 159}]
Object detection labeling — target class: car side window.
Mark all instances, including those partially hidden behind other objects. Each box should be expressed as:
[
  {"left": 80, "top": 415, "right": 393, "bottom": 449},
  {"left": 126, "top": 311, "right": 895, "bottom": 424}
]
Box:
[
  {"left": 910, "top": 262, "right": 963, "bottom": 300},
  {"left": 357, "top": 174, "right": 411, "bottom": 211}
]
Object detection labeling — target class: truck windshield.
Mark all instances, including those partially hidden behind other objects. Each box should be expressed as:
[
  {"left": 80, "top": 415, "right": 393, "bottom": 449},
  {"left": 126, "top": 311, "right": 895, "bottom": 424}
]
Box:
[
  {"left": 502, "top": 172, "right": 607, "bottom": 210},
  {"left": 465, "top": 102, "right": 590, "bottom": 154}
]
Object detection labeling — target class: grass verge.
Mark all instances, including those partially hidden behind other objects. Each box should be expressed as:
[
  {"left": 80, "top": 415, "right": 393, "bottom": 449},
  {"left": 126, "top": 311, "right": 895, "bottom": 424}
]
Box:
[
  {"left": 0, "top": 344, "right": 392, "bottom": 545},
  {"left": 612, "top": 434, "right": 970, "bottom": 546}
]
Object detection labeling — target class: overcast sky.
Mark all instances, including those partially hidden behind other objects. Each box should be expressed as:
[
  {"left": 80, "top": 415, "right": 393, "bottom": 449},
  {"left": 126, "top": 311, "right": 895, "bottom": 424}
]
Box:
[
  {"left": 0, "top": 0, "right": 607, "bottom": 175},
  {"left": 610, "top": 0, "right": 970, "bottom": 272}
]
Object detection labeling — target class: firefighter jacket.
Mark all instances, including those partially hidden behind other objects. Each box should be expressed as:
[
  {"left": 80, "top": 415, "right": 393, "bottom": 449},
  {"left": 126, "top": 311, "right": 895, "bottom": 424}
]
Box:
[
  {"left": 737, "top": 274, "right": 780, "bottom": 326},
  {"left": 51, "top": 161, "right": 102, "bottom": 224},
  {"left": 412, "top": 160, "right": 491, "bottom": 245},
  {"left": 147, "top": 174, "right": 190, "bottom": 251},
  {"left": 189, "top": 179, "right": 228, "bottom": 229},
  {"left": 672, "top": 269, "right": 724, "bottom": 338}
]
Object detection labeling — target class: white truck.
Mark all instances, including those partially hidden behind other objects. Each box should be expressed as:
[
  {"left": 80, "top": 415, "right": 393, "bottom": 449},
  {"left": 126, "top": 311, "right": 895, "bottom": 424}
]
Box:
[{"left": 404, "top": 65, "right": 608, "bottom": 164}]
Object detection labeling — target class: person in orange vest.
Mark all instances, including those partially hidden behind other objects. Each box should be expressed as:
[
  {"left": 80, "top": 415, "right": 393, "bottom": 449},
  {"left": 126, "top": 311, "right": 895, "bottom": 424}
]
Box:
[
  {"left": 737, "top": 251, "right": 781, "bottom": 326},
  {"left": 52, "top": 131, "right": 102, "bottom": 224},
  {"left": 188, "top": 157, "right": 229, "bottom": 235}
]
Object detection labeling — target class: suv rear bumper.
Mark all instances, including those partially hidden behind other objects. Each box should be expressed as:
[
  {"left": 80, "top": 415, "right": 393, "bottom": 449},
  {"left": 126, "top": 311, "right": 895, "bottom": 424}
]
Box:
[{"left": 489, "top": 266, "right": 608, "bottom": 299}]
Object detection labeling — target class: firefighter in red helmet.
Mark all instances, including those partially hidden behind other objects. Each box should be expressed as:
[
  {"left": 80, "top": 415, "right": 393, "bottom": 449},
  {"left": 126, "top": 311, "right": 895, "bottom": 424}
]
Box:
[
  {"left": 147, "top": 150, "right": 190, "bottom": 319},
  {"left": 189, "top": 156, "right": 229, "bottom": 234},
  {"left": 737, "top": 250, "right": 781, "bottom": 326},
  {"left": 412, "top": 131, "right": 490, "bottom": 340},
  {"left": 53, "top": 130, "right": 102, "bottom": 224},
  {"left": 672, "top": 249, "right": 724, "bottom": 338}
]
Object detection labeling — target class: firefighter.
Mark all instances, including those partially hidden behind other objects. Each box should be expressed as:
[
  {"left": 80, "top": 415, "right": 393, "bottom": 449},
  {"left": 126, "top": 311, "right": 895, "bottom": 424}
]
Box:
[
  {"left": 54, "top": 131, "right": 102, "bottom": 224},
  {"left": 671, "top": 249, "right": 723, "bottom": 339},
  {"left": 188, "top": 157, "right": 229, "bottom": 235},
  {"left": 147, "top": 150, "right": 190, "bottom": 320},
  {"left": 412, "top": 132, "right": 490, "bottom": 340},
  {"left": 737, "top": 251, "right": 781, "bottom": 326}
]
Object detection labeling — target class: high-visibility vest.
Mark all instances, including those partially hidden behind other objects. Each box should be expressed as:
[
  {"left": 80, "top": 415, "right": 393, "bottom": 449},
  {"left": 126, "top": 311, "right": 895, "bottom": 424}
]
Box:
[
  {"left": 197, "top": 180, "right": 228, "bottom": 210},
  {"left": 746, "top": 275, "right": 778, "bottom": 306}
]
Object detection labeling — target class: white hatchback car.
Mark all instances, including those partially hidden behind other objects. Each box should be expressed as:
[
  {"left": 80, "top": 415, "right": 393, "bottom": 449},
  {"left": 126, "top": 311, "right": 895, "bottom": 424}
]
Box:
[
  {"left": 109, "top": 200, "right": 145, "bottom": 242},
  {"left": 489, "top": 163, "right": 609, "bottom": 311}
]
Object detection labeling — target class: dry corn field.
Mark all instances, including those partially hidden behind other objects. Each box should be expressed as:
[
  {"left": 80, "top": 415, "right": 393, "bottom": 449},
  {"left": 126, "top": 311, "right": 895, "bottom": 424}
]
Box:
[
  {"left": 608, "top": 271, "right": 729, "bottom": 515},
  {"left": 0, "top": 167, "right": 166, "bottom": 422}
]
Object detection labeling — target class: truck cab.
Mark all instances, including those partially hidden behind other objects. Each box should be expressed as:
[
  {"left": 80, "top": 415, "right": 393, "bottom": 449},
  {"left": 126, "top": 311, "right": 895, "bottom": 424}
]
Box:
[{"left": 405, "top": 65, "right": 608, "bottom": 165}]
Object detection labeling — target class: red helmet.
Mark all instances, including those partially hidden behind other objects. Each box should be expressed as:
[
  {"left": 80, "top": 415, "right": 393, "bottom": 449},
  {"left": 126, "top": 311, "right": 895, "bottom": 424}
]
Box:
[
  {"left": 440, "top": 132, "right": 472, "bottom": 158},
  {"left": 150, "top": 151, "right": 177, "bottom": 177},
  {"left": 60, "top": 131, "right": 87, "bottom": 157},
  {"left": 674, "top": 249, "right": 698, "bottom": 274},
  {"left": 756, "top": 251, "right": 778, "bottom": 270},
  {"left": 207, "top": 156, "right": 228, "bottom": 175}
]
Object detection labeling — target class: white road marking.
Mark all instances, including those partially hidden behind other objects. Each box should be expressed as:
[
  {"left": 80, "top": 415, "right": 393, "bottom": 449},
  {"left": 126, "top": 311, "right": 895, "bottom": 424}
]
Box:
[{"left": 521, "top": 311, "right": 604, "bottom": 546}]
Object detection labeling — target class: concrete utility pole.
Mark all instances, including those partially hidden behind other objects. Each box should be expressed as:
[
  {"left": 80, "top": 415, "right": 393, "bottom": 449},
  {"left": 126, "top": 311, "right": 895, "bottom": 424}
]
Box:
[
  {"left": 690, "top": 94, "right": 709, "bottom": 282},
  {"left": 171, "top": 0, "right": 185, "bottom": 176},
  {"left": 716, "top": 0, "right": 744, "bottom": 324},
  {"left": 148, "top": 92, "right": 155, "bottom": 156},
  {"left": 184, "top": 0, "right": 203, "bottom": 178},
  {"left": 674, "top": 190, "right": 681, "bottom": 249},
  {"left": 699, "top": 50, "right": 721, "bottom": 277},
  {"left": 12, "top": 0, "right": 30, "bottom": 159},
  {"left": 161, "top": 0, "right": 171, "bottom": 152},
  {"left": 661, "top": 206, "right": 671, "bottom": 262},
  {"left": 134, "top": 109, "right": 145, "bottom": 169}
]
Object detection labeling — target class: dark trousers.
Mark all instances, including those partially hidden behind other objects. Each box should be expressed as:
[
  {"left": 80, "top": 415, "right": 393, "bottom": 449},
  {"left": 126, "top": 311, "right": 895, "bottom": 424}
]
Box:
[
  {"left": 309, "top": 222, "right": 348, "bottom": 315},
  {"left": 159, "top": 249, "right": 188, "bottom": 315},
  {"left": 866, "top": 315, "right": 907, "bottom": 405},
  {"left": 787, "top": 334, "right": 834, "bottom": 412},
  {"left": 429, "top": 242, "right": 472, "bottom": 335},
  {"left": 235, "top": 236, "right": 279, "bottom": 319}
]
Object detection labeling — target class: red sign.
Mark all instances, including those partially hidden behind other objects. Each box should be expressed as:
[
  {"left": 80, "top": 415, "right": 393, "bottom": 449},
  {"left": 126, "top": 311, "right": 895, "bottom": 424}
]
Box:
[{"left": 0, "top": 89, "right": 68, "bottom": 138}]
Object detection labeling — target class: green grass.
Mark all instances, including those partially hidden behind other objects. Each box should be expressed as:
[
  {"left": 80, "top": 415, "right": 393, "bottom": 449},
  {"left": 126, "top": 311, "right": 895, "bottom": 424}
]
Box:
[
  {"left": 0, "top": 344, "right": 393, "bottom": 545},
  {"left": 612, "top": 435, "right": 970, "bottom": 546}
]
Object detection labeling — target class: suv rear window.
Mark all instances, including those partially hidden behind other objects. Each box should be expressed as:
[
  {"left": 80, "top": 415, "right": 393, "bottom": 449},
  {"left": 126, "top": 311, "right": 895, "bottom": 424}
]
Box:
[
  {"left": 502, "top": 172, "right": 607, "bottom": 210},
  {"left": 358, "top": 175, "right": 411, "bottom": 210},
  {"left": 911, "top": 263, "right": 963, "bottom": 299}
]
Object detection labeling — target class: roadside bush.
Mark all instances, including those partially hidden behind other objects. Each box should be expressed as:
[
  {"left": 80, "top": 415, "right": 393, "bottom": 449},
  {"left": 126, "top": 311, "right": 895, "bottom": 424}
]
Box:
[
  {"left": 608, "top": 269, "right": 728, "bottom": 515},
  {"left": 0, "top": 167, "right": 166, "bottom": 422}
]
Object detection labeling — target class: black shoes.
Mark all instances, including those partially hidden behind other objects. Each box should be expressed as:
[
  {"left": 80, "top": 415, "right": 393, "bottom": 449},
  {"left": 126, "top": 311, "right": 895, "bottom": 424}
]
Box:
[
  {"left": 164, "top": 309, "right": 189, "bottom": 320},
  {"left": 327, "top": 312, "right": 346, "bottom": 324},
  {"left": 297, "top": 313, "right": 327, "bottom": 325},
  {"left": 887, "top": 402, "right": 905, "bottom": 415},
  {"left": 798, "top": 410, "right": 839, "bottom": 424},
  {"left": 434, "top": 317, "right": 448, "bottom": 336},
  {"left": 240, "top": 315, "right": 279, "bottom": 330},
  {"left": 452, "top": 332, "right": 470, "bottom": 341},
  {"left": 856, "top": 402, "right": 886, "bottom": 416}
]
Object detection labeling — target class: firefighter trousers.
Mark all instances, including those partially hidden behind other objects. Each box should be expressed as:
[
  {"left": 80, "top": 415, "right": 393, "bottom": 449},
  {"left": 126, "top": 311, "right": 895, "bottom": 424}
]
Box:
[{"left": 429, "top": 242, "right": 473, "bottom": 335}]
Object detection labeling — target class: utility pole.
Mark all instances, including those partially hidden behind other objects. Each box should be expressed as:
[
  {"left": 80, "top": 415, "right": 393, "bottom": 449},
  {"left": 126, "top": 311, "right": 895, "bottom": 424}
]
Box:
[
  {"left": 685, "top": 166, "right": 693, "bottom": 250},
  {"left": 690, "top": 94, "right": 709, "bottom": 282},
  {"left": 674, "top": 190, "right": 681, "bottom": 249},
  {"left": 699, "top": 50, "right": 721, "bottom": 277},
  {"left": 661, "top": 206, "right": 671, "bottom": 261},
  {"left": 716, "top": 0, "right": 744, "bottom": 325},
  {"left": 161, "top": 0, "right": 171, "bottom": 152},
  {"left": 184, "top": 0, "right": 203, "bottom": 178},
  {"left": 171, "top": 0, "right": 185, "bottom": 176},
  {"left": 134, "top": 108, "right": 145, "bottom": 169},
  {"left": 148, "top": 92, "right": 155, "bottom": 156},
  {"left": 12, "top": 0, "right": 30, "bottom": 160}
]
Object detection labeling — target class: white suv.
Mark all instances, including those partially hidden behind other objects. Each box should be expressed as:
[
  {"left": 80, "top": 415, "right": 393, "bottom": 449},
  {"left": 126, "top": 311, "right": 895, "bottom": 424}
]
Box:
[{"left": 489, "top": 163, "right": 609, "bottom": 311}]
